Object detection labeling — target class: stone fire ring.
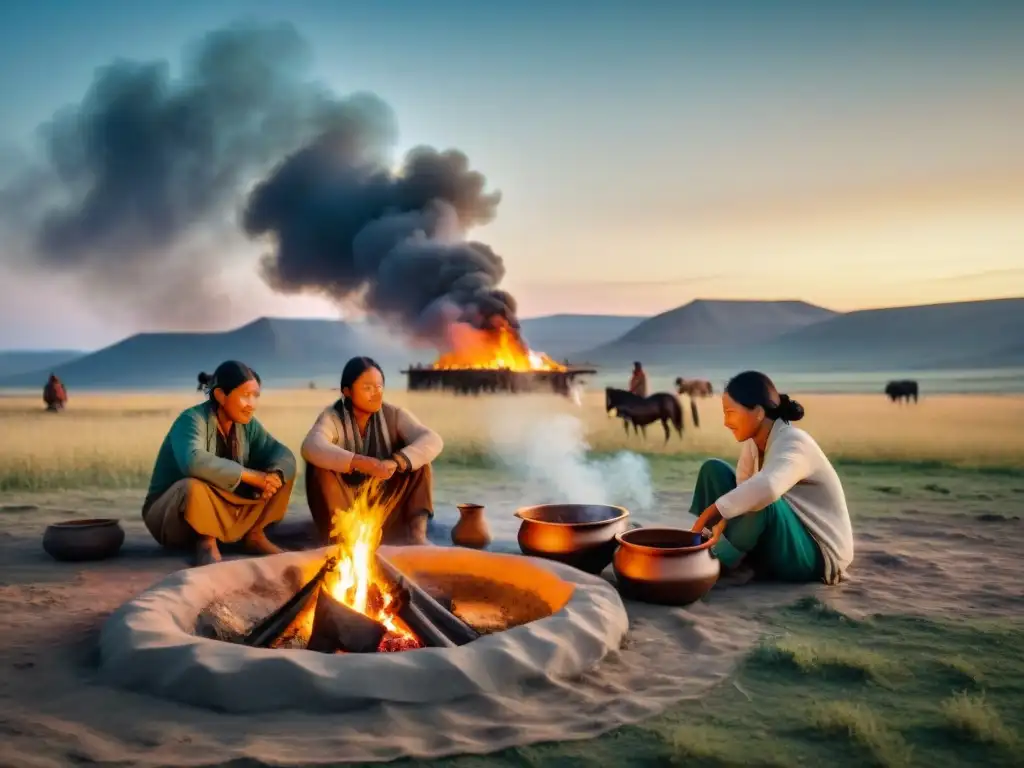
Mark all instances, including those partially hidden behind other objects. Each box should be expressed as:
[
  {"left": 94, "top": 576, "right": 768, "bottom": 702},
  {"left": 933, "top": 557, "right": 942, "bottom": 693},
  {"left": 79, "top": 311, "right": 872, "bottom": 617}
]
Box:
[{"left": 98, "top": 545, "right": 629, "bottom": 713}]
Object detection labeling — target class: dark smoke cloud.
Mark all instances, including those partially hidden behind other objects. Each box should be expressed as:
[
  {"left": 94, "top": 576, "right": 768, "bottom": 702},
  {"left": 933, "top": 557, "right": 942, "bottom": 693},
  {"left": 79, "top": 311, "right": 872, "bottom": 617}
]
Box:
[
  {"left": 246, "top": 138, "right": 512, "bottom": 340},
  {"left": 0, "top": 21, "right": 514, "bottom": 341}
]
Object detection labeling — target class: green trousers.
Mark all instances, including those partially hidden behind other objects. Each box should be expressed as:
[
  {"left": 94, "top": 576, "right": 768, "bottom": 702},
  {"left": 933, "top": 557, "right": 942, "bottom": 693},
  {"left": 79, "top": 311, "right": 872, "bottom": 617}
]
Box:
[{"left": 690, "top": 459, "right": 825, "bottom": 582}]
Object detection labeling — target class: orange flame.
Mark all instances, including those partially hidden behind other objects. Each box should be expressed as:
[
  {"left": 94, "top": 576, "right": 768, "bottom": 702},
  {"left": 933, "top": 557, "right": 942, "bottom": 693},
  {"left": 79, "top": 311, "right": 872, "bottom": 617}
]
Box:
[
  {"left": 322, "top": 483, "right": 419, "bottom": 647},
  {"left": 433, "top": 323, "right": 566, "bottom": 372}
]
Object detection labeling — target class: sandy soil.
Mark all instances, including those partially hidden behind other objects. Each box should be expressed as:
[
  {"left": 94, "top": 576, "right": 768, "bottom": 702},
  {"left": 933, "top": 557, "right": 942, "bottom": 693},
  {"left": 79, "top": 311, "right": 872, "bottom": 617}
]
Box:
[{"left": 0, "top": 471, "right": 1021, "bottom": 766}]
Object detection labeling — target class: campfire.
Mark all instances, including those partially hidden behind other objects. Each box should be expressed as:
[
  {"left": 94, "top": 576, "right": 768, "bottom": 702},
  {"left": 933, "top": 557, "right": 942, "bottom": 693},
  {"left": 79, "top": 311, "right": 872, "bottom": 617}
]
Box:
[
  {"left": 241, "top": 484, "right": 480, "bottom": 654},
  {"left": 403, "top": 323, "right": 594, "bottom": 397}
]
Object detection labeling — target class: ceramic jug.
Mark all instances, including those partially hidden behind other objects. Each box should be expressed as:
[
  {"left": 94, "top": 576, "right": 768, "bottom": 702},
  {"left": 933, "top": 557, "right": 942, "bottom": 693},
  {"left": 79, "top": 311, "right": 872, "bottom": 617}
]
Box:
[{"left": 451, "top": 503, "right": 492, "bottom": 549}]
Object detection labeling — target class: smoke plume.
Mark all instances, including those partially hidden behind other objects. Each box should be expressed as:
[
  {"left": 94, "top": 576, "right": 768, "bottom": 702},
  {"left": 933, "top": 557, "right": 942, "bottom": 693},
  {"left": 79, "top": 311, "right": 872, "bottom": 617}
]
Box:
[
  {"left": 0, "top": 21, "right": 516, "bottom": 340},
  {"left": 245, "top": 137, "right": 514, "bottom": 343},
  {"left": 488, "top": 405, "right": 655, "bottom": 513}
]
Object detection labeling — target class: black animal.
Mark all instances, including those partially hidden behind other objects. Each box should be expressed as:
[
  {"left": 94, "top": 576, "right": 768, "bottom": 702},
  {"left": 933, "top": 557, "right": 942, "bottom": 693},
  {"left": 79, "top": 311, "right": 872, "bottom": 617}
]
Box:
[
  {"left": 605, "top": 387, "right": 684, "bottom": 443},
  {"left": 885, "top": 379, "right": 919, "bottom": 403}
]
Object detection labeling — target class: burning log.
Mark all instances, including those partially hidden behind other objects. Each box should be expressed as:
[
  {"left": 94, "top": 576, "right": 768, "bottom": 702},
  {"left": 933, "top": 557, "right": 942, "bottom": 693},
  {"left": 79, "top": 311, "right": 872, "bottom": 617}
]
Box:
[
  {"left": 238, "top": 553, "right": 479, "bottom": 652},
  {"left": 308, "top": 588, "right": 390, "bottom": 654},
  {"left": 376, "top": 553, "right": 480, "bottom": 646},
  {"left": 242, "top": 557, "right": 336, "bottom": 648}
]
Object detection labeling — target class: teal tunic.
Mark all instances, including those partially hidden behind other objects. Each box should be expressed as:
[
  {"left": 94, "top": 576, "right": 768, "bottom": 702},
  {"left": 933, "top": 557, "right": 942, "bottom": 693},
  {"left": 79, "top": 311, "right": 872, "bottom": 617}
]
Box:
[
  {"left": 144, "top": 400, "right": 296, "bottom": 509},
  {"left": 690, "top": 459, "right": 825, "bottom": 582}
]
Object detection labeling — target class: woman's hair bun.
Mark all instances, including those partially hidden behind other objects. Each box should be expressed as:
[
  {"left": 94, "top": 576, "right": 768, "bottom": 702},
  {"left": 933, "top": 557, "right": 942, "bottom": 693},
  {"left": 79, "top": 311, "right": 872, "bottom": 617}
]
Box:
[
  {"left": 197, "top": 371, "right": 213, "bottom": 387},
  {"left": 776, "top": 393, "right": 805, "bottom": 422}
]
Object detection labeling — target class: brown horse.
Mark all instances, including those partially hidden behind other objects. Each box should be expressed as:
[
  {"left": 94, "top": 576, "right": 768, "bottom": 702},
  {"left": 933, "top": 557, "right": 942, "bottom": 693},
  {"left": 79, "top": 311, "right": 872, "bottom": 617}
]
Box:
[
  {"left": 675, "top": 377, "right": 713, "bottom": 397},
  {"left": 605, "top": 387, "right": 684, "bottom": 443}
]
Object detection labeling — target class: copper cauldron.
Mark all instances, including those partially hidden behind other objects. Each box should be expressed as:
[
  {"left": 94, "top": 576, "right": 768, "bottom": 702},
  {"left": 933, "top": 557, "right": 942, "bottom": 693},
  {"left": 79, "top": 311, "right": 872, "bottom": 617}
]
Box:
[
  {"left": 515, "top": 503, "right": 632, "bottom": 574},
  {"left": 612, "top": 527, "right": 720, "bottom": 605}
]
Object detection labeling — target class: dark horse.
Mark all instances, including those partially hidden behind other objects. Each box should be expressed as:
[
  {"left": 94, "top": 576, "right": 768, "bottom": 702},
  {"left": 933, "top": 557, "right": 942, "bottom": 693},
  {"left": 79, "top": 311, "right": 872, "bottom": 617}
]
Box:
[
  {"left": 605, "top": 387, "right": 685, "bottom": 443},
  {"left": 885, "top": 379, "right": 919, "bottom": 403}
]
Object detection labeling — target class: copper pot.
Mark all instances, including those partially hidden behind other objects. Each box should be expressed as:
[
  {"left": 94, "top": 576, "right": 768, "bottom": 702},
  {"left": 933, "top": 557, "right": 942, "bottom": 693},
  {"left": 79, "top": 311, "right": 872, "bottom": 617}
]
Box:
[
  {"left": 515, "top": 503, "right": 631, "bottom": 574},
  {"left": 612, "top": 527, "right": 720, "bottom": 605}
]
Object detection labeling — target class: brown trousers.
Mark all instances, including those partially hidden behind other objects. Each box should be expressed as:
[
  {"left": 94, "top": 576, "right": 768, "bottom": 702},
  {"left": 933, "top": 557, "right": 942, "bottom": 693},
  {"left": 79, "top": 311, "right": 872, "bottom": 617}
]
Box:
[
  {"left": 143, "top": 478, "right": 295, "bottom": 549},
  {"left": 304, "top": 463, "right": 434, "bottom": 546}
]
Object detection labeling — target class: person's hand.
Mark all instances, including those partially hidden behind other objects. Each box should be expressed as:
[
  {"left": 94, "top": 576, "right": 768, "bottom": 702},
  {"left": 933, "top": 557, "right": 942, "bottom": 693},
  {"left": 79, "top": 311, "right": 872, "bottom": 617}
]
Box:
[
  {"left": 377, "top": 460, "right": 398, "bottom": 481},
  {"left": 691, "top": 503, "right": 721, "bottom": 533},
  {"left": 241, "top": 468, "right": 269, "bottom": 491},
  {"left": 261, "top": 471, "right": 284, "bottom": 500}
]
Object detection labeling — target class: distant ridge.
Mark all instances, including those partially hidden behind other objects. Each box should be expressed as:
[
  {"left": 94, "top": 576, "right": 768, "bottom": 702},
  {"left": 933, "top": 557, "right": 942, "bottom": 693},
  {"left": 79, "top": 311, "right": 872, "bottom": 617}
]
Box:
[
  {"left": 583, "top": 299, "right": 837, "bottom": 364},
  {"left": 0, "top": 317, "right": 408, "bottom": 389},
  {"left": 518, "top": 314, "right": 646, "bottom": 358},
  {"left": 0, "top": 350, "right": 85, "bottom": 379},
  {"left": 0, "top": 313, "right": 641, "bottom": 389},
  {"left": 3, "top": 299, "right": 1020, "bottom": 389},
  {"left": 748, "top": 297, "right": 1024, "bottom": 371}
]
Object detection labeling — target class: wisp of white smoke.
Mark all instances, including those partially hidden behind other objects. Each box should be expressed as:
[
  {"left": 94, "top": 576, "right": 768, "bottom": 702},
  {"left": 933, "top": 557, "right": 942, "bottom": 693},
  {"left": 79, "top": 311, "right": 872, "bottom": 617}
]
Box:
[{"left": 488, "top": 403, "right": 654, "bottom": 512}]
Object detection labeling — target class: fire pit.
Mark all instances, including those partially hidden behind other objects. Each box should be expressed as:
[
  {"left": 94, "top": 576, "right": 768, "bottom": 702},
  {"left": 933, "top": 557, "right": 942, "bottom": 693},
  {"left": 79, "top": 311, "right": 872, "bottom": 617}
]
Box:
[{"left": 98, "top": 545, "right": 627, "bottom": 713}]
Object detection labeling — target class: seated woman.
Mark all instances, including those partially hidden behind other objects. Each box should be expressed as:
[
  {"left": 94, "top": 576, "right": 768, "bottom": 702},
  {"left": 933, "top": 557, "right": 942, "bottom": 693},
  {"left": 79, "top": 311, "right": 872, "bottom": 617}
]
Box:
[
  {"left": 301, "top": 356, "right": 443, "bottom": 546},
  {"left": 689, "top": 371, "right": 854, "bottom": 585},
  {"left": 142, "top": 360, "right": 297, "bottom": 566}
]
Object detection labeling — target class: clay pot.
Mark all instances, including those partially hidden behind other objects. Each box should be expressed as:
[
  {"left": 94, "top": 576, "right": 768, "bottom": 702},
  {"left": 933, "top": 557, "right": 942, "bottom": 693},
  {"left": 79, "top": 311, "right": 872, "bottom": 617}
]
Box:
[
  {"left": 451, "top": 504, "right": 492, "bottom": 549},
  {"left": 612, "top": 526, "right": 720, "bottom": 606},
  {"left": 515, "top": 503, "right": 631, "bottom": 574},
  {"left": 42, "top": 518, "right": 125, "bottom": 562}
]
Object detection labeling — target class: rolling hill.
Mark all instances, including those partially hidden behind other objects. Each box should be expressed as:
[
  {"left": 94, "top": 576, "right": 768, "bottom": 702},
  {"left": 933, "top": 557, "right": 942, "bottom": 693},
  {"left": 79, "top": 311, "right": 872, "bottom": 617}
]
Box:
[
  {"left": 0, "top": 350, "right": 84, "bottom": 379},
  {"left": 0, "top": 313, "right": 646, "bottom": 389},
  {"left": 582, "top": 299, "right": 838, "bottom": 365},
  {"left": 517, "top": 314, "right": 646, "bottom": 359},
  {"left": 0, "top": 318, "right": 411, "bottom": 389},
  {"left": 746, "top": 297, "right": 1024, "bottom": 371}
]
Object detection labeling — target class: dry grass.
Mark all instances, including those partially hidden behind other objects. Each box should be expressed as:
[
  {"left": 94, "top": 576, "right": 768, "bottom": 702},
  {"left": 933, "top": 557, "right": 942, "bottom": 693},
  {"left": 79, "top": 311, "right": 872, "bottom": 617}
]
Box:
[
  {"left": 940, "top": 691, "right": 1016, "bottom": 747},
  {"left": 1, "top": 389, "right": 1022, "bottom": 490},
  {"left": 811, "top": 701, "right": 914, "bottom": 767},
  {"left": 753, "top": 636, "right": 901, "bottom": 686}
]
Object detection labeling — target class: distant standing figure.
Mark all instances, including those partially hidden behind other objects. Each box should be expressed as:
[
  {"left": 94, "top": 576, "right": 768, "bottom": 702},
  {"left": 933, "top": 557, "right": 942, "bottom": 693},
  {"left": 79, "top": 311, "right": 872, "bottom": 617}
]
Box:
[
  {"left": 142, "top": 361, "right": 297, "bottom": 566},
  {"left": 689, "top": 371, "right": 854, "bottom": 586},
  {"left": 884, "top": 379, "right": 919, "bottom": 404},
  {"left": 43, "top": 373, "right": 67, "bottom": 412},
  {"left": 628, "top": 362, "right": 648, "bottom": 398}
]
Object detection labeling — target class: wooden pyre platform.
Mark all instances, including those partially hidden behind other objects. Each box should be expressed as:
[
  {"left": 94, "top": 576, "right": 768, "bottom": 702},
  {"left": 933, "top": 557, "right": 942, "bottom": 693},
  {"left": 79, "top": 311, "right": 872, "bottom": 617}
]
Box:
[{"left": 402, "top": 366, "right": 597, "bottom": 396}]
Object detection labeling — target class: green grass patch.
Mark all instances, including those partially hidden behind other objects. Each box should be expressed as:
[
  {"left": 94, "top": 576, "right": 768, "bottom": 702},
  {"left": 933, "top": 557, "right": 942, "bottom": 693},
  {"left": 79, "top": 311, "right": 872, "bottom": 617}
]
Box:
[{"left": 369, "top": 605, "right": 1024, "bottom": 768}]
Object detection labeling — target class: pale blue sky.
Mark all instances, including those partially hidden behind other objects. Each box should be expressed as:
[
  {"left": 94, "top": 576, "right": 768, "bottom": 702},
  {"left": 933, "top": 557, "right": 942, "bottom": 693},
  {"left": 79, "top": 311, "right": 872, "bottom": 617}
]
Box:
[{"left": 1, "top": 0, "right": 1022, "bottom": 349}]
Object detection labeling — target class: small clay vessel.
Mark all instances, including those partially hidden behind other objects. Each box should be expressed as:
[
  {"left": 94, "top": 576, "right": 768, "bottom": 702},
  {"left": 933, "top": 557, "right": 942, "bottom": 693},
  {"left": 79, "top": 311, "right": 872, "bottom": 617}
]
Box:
[
  {"left": 42, "top": 518, "right": 125, "bottom": 562},
  {"left": 451, "top": 504, "right": 492, "bottom": 549}
]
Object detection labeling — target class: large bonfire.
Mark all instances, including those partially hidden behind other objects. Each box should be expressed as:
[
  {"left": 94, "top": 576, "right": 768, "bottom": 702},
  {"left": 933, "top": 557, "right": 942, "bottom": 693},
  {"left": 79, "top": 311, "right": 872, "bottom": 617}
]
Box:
[{"left": 432, "top": 320, "right": 566, "bottom": 372}]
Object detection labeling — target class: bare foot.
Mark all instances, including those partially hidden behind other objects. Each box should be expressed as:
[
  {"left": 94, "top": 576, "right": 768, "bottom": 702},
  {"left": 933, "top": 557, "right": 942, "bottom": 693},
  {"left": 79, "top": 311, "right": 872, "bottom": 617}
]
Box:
[
  {"left": 195, "top": 537, "right": 222, "bottom": 567},
  {"left": 718, "top": 562, "right": 756, "bottom": 587},
  {"left": 244, "top": 529, "right": 285, "bottom": 556}
]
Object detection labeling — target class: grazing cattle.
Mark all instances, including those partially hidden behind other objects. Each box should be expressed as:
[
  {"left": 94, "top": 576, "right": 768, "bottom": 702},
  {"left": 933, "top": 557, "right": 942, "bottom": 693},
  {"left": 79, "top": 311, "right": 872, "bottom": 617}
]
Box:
[
  {"left": 605, "top": 387, "right": 684, "bottom": 443},
  {"left": 885, "top": 379, "right": 919, "bottom": 403},
  {"left": 675, "top": 377, "right": 714, "bottom": 397}
]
